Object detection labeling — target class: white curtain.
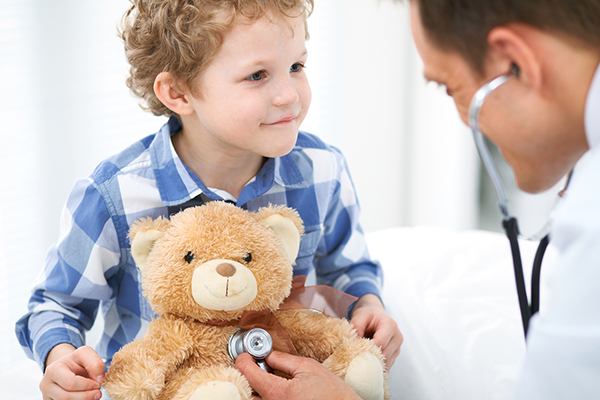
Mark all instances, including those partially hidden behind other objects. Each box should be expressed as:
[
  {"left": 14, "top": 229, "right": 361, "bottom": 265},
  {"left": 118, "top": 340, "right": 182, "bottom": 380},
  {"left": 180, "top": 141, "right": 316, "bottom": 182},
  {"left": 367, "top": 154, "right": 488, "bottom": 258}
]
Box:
[{"left": 0, "top": 0, "right": 558, "bottom": 371}]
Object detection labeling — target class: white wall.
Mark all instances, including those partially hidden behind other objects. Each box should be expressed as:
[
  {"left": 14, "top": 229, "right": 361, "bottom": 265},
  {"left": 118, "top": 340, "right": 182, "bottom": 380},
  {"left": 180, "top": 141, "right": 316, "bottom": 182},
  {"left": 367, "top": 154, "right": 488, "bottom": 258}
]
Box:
[{"left": 303, "top": 0, "right": 481, "bottom": 233}]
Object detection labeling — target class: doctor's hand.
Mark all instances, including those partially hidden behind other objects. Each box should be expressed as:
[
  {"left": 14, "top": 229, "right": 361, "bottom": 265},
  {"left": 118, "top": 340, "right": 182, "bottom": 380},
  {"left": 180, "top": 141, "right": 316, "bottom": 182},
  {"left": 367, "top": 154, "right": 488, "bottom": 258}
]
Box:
[
  {"left": 40, "top": 344, "right": 105, "bottom": 400},
  {"left": 351, "top": 294, "right": 403, "bottom": 368},
  {"left": 235, "top": 351, "right": 361, "bottom": 400}
]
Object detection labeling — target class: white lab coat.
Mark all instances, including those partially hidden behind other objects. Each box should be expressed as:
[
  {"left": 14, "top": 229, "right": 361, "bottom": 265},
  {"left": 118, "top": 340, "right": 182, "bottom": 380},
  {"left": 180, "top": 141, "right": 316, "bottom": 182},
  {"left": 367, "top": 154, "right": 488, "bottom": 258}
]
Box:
[{"left": 514, "top": 64, "right": 600, "bottom": 398}]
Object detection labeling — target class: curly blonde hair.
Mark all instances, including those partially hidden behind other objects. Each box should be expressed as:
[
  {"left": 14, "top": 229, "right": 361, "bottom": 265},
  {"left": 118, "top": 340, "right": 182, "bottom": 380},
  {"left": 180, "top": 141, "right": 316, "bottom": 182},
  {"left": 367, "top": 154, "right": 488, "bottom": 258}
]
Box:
[{"left": 120, "top": 0, "right": 314, "bottom": 117}]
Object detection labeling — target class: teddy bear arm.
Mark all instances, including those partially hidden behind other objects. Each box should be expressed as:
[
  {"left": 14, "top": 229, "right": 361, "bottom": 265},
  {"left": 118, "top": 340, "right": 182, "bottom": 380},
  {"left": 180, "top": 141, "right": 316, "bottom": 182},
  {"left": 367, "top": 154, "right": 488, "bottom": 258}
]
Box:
[
  {"left": 104, "top": 318, "right": 195, "bottom": 400},
  {"left": 275, "top": 310, "right": 357, "bottom": 361},
  {"left": 275, "top": 310, "right": 389, "bottom": 399}
]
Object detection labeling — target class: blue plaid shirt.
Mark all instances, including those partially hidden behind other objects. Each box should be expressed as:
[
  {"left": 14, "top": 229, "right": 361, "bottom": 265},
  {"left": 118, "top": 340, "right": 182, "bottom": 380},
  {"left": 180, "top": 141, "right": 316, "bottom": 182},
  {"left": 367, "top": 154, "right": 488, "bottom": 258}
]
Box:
[{"left": 16, "top": 116, "right": 382, "bottom": 370}]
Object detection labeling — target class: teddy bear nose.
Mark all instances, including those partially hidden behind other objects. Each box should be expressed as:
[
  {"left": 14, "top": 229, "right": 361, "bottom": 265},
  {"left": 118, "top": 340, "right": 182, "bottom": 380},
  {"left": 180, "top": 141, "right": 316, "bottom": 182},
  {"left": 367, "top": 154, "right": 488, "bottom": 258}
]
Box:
[{"left": 216, "top": 263, "right": 237, "bottom": 278}]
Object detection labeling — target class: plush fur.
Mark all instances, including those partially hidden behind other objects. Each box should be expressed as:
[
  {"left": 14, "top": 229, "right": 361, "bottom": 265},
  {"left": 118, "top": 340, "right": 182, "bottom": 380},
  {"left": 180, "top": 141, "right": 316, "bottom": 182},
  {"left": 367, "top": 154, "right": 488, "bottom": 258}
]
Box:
[{"left": 103, "top": 202, "right": 389, "bottom": 400}]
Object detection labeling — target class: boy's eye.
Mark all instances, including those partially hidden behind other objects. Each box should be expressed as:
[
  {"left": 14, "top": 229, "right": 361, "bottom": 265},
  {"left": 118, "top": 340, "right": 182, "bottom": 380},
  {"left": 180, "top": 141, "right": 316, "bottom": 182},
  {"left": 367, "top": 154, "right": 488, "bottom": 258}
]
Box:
[
  {"left": 246, "top": 71, "right": 265, "bottom": 81},
  {"left": 290, "top": 63, "right": 304, "bottom": 73}
]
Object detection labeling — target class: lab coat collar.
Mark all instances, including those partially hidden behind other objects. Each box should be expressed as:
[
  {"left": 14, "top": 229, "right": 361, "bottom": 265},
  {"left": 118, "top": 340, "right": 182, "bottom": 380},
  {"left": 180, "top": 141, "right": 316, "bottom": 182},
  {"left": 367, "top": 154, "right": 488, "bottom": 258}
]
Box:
[{"left": 584, "top": 62, "right": 600, "bottom": 150}]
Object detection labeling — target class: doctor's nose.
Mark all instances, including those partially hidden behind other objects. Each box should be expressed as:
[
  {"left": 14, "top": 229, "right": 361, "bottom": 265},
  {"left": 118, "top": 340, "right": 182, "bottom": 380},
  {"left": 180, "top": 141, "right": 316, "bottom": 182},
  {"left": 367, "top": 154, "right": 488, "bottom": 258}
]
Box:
[{"left": 272, "top": 77, "right": 300, "bottom": 107}]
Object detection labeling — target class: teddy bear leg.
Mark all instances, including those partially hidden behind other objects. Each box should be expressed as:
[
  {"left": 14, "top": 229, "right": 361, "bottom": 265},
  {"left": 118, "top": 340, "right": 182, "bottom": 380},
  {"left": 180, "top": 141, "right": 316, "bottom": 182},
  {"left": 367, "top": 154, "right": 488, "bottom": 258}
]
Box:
[
  {"left": 172, "top": 366, "right": 253, "bottom": 400},
  {"left": 322, "top": 338, "right": 389, "bottom": 400}
]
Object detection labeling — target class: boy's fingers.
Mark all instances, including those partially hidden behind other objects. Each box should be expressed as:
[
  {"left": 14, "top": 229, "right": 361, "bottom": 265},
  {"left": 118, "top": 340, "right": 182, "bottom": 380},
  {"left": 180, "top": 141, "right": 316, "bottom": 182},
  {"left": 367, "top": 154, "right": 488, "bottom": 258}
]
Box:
[
  {"left": 371, "top": 322, "right": 392, "bottom": 348},
  {"left": 43, "top": 361, "right": 101, "bottom": 393},
  {"left": 71, "top": 346, "right": 106, "bottom": 384},
  {"left": 59, "top": 373, "right": 102, "bottom": 392},
  {"left": 350, "top": 314, "right": 368, "bottom": 337}
]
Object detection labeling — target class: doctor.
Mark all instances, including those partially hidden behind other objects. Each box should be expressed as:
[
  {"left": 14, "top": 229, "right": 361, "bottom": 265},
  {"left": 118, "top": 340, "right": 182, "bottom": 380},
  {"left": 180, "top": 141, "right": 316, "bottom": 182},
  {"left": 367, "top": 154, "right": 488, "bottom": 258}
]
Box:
[{"left": 236, "top": 0, "right": 600, "bottom": 398}]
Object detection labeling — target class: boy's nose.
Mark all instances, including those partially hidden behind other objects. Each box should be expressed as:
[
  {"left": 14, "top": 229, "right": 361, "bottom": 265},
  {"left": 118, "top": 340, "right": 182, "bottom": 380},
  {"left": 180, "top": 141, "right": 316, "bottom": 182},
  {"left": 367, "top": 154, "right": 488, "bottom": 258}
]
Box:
[{"left": 272, "top": 77, "right": 300, "bottom": 107}]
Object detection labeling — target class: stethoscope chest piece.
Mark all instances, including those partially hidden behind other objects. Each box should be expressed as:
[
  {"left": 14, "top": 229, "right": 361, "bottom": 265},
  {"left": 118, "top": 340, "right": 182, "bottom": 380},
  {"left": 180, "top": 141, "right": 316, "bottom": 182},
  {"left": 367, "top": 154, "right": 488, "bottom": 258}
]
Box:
[{"left": 228, "top": 328, "right": 273, "bottom": 371}]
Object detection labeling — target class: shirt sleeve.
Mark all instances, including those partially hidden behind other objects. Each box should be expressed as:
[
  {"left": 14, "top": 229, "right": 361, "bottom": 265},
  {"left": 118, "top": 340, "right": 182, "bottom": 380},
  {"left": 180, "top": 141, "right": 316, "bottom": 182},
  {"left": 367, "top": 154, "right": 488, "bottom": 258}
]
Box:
[
  {"left": 15, "top": 177, "right": 122, "bottom": 370},
  {"left": 314, "top": 147, "right": 383, "bottom": 301}
]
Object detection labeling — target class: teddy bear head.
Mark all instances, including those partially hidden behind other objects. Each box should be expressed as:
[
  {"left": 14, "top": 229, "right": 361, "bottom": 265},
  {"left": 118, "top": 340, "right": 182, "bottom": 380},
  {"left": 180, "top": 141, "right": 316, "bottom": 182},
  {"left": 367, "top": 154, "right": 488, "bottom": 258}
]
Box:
[{"left": 129, "top": 202, "right": 304, "bottom": 323}]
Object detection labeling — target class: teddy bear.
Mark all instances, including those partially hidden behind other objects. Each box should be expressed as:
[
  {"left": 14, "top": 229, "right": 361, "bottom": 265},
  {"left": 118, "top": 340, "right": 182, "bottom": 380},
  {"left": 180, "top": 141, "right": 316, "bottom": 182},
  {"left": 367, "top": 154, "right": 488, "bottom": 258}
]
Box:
[{"left": 103, "top": 201, "right": 389, "bottom": 400}]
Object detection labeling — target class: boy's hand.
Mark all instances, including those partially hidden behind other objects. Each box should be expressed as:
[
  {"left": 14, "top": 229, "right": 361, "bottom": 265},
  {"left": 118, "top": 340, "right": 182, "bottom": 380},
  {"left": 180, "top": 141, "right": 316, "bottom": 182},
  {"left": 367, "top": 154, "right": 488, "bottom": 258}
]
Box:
[
  {"left": 235, "top": 351, "right": 361, "bottom": 400},
  {"left": 41, "top": 344, "right": 105, "bottom": 400},
  {"left": 351, "top": 294, "right": 403, "bottom": 368}
]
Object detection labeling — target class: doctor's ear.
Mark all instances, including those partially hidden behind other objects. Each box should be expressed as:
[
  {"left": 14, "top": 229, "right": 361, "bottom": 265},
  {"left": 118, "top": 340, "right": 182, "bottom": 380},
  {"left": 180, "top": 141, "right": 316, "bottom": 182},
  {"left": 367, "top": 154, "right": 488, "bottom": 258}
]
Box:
[
  {"left": 486, "top": 26, "right": 542, "bottom": 90},
  {"left": 154, "top": 72, "right": 195, "bottom": 116}
]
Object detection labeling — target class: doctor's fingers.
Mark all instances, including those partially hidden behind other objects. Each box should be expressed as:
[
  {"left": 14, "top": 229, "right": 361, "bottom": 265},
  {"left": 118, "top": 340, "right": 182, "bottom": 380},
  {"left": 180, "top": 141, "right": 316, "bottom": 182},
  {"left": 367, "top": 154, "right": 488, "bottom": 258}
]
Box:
[{"left": 235, "top": 352, "right": 288, "bottom": 398}]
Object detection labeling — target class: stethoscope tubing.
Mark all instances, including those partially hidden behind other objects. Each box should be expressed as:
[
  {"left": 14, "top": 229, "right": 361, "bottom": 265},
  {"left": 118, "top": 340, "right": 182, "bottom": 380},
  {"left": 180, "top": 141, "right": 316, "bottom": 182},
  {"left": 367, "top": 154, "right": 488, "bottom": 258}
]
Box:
[
  {"left": 468, "top": 73, "right": 547, "bottom": 339},
  {"left": 468, "top": 74, "right": 513, "bottom": 219}
]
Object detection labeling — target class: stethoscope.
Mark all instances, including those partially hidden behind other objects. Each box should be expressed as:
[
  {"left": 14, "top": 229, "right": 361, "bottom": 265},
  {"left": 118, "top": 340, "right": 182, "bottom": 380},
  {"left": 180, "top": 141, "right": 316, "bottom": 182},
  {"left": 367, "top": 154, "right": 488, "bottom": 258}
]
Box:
[{"left": 468, "top": 67, "right": 550, "bottom": 338}]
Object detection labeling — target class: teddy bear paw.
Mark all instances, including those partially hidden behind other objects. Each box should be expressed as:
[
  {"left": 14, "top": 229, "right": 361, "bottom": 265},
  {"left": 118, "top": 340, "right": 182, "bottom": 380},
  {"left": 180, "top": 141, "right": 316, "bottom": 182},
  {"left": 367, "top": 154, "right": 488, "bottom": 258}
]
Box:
[
  {"left": 189, "top": 381, "right": 242, "bottom": 400},
  {"left": 344, "top": 351, "right": 385, "bottom": 400}
]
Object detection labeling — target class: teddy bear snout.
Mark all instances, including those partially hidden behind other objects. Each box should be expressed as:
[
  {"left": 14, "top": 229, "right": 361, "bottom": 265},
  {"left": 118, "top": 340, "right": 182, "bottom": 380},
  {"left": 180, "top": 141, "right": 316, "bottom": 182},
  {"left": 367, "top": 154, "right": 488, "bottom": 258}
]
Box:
[
  {"left": 216, "top": 263, "right": 236, "bottom": 278},
  {"left": 191, "top": 258, "right": 258, "bottom": 310}
]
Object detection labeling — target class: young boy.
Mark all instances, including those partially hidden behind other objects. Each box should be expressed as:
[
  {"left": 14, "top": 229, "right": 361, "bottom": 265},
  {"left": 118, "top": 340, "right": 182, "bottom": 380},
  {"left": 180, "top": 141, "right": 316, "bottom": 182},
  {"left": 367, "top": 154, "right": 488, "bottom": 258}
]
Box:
[{"left": 16, "top": 0, "right": 402, "bottom": 399}]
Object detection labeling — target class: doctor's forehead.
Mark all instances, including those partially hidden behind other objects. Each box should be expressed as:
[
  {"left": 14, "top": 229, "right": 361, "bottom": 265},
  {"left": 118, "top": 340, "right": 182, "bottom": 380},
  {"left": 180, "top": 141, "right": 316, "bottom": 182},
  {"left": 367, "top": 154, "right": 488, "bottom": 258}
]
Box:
[{"left": 409, "top": 1, "right": 449, "bottom": 83}]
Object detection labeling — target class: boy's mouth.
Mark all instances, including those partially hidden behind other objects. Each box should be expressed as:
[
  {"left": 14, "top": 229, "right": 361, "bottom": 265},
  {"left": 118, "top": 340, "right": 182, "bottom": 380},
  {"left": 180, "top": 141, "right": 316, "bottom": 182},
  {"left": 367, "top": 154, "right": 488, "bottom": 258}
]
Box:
[{"left": 266, "top": 115, "right": 297, "bottom": 125}]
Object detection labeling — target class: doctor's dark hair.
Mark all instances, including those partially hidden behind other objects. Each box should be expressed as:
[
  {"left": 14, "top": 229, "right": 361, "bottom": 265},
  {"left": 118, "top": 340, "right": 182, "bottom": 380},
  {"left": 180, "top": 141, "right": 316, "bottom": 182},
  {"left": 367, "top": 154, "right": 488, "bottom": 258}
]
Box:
[
  {"left": 120, "top": 0, "right": 314, "bottom": 117},
  {"left": 409, "top": 0, "right": 600, "bottom": 74}
]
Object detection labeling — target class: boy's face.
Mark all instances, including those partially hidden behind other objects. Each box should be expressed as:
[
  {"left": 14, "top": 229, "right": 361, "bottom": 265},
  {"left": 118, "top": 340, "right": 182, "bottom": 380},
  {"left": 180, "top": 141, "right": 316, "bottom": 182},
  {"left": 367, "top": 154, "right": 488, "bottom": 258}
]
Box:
[{"left": 183, "top": 14, "right": 311, "bottom": 159}]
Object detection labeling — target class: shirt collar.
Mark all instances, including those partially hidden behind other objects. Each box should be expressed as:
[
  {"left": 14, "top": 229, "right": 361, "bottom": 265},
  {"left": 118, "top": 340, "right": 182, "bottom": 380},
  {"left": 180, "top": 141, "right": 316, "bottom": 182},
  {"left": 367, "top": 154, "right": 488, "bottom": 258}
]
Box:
[
  {"left": 150, "top": 116, "right": 305, "bottom": 207},
  {"left": 585, "top": 62, "right": 600, "bottom": 150},
  {"left": 150, "top": 116, "right": 205, "bottom": 206}
]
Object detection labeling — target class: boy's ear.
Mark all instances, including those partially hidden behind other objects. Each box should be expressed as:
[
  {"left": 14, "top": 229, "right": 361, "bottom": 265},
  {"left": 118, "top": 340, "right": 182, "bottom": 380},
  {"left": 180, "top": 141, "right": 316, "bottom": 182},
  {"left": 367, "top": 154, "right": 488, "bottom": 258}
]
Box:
[{"left": 154, "top": 72, "right": 195, "bottom": 116}]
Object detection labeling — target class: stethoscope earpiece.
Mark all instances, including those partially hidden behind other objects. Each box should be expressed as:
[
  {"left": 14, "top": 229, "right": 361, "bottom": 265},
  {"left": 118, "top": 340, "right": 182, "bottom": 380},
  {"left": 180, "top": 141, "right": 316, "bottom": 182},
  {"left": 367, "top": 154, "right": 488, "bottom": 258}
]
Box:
[{"left": 511, "top": 63, "right": 520, "bottom": 78}]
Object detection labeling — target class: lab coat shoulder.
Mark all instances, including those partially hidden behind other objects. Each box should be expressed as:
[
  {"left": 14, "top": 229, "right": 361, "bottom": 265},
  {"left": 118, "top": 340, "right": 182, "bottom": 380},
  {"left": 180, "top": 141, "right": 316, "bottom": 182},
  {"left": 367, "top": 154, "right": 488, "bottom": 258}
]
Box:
[
  {"left": 513, "top": 150, "right": 600, "bottom": 400},
  {"left": 546, "top": 149, "right": 600, "bottom": 325}
]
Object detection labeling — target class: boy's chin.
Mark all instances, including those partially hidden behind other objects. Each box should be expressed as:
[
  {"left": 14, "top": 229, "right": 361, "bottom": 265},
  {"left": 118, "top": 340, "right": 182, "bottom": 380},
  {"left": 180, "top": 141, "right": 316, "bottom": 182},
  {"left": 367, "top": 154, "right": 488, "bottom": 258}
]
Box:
[
  {"left": 261, "top": 143, "right": 298, "bottom": 159},
  {"left": 260, "top": 133, "right": 299, "bottom": 159}
]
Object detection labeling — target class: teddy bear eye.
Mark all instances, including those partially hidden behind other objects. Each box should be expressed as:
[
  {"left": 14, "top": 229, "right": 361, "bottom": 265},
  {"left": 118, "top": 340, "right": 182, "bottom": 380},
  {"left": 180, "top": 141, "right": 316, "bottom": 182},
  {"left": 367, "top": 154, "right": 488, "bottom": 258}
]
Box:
[
  {"left": 184, "top": 251, "right": 194, "bottom": 263},
  {"left": 242, "top": 253, "right": 252, "bottom": 263}
]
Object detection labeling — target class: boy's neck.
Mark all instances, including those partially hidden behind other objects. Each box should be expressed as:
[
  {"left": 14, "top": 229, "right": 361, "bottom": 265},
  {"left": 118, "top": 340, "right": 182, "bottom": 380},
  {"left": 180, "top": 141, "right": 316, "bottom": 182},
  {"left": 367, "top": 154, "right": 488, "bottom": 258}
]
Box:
[{"left": 172, "top": 123, "right": 266, "bottom": 200}]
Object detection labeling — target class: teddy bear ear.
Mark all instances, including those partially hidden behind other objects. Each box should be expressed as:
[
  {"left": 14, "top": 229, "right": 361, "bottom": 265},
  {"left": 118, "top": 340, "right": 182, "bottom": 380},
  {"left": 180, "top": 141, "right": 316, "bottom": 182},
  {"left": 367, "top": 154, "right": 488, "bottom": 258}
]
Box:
[
  {"left": 255, "top": 206, "right": 304, "bottom": 264},
  {"left": 129, "top": 217, "right": 170, "bottom": 275}
]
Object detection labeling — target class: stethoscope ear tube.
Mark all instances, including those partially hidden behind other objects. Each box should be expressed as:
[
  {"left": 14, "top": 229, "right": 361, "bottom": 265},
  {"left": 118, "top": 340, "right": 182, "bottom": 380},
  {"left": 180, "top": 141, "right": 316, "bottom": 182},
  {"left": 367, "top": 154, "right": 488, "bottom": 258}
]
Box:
[{"left": 468, "top": 74, "right": 513, "bottom": 220}]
